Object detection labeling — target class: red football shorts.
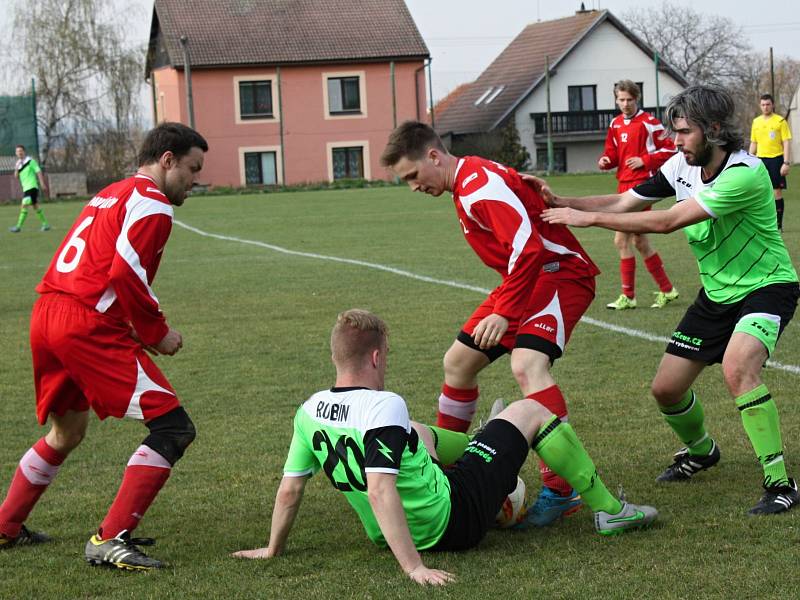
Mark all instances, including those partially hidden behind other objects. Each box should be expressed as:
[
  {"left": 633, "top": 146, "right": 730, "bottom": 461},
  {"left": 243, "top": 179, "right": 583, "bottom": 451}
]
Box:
[
  {"left": 30, "top": 293, "right": 180, "bottom": 425},
  {"left": 462, "top": 274, "right": 595, "bottom": 360}
]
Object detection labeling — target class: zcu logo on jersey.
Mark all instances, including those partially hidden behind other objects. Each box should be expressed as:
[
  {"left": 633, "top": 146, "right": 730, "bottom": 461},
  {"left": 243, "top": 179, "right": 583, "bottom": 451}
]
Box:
[{"left": 676, "top": 176, "right": 693, "bottom": 189}]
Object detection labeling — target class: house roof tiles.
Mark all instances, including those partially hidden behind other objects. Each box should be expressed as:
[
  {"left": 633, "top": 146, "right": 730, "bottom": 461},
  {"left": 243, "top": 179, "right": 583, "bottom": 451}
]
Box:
[
  {"left": 434, "top": 10, "right": 686, "bottom": 136},
  {"left": 149, "top": 0, "right": 429, "bottom": 73}
]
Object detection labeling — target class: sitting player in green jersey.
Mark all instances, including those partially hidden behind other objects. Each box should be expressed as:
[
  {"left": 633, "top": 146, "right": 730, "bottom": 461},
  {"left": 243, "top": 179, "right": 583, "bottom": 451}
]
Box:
[
  {"left": 233, "top": 309, "right": 657, "bottom": 586},
  {"left": 538, "top": 84, "right": 799, "bottom": 515}
]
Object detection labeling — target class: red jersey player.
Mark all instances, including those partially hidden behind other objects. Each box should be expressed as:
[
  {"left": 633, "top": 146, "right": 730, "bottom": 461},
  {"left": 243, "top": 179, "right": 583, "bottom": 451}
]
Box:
[
  {"left": 381, "top": 121, "right": 600, "bottom": 527},
  {"left": 0, "top": 123, "right": 208, "bottom": 570},
  {"left": 600, "top": 80, "right": 679, "bottom": 310}
]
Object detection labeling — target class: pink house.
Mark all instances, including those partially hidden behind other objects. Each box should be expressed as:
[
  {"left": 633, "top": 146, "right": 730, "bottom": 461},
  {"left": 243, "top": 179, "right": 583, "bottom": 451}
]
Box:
[{"left": 145, "top": 0, "right": 430, "bottom": 187}]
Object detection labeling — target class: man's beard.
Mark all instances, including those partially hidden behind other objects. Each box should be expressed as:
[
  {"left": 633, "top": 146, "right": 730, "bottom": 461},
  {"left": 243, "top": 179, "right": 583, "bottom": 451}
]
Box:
[{"left": 684, "top": 141, "right": 715, "bottom": 167}]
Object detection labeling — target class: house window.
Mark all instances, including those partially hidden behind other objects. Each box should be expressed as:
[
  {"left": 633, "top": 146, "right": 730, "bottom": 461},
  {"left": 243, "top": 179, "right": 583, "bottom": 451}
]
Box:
[
  {"left": 244, "top": 151, "right": 278, "bottom": 185},
  {"left": 239, "top": 81, "right": 273, "bottom": 119},
  {"left": 327, "top": 77, "right": 361, "bottom": 114},
  {"left": 636, "top": 82, "right": 644, "bottom": 105},
  {"left": 568, "top": 85, "right": 596, "bottom": 111},
  {"left": 536, "top": 147, "right": 567, "bottom": 173},
  {"left": 332, "top": 146, "right": 364, "bottom": 179}
]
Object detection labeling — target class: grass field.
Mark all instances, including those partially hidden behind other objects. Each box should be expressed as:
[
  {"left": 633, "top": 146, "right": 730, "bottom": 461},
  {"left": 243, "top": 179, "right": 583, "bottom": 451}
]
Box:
[{"left": 1, "top": 171, "right": 798, "bottom": 599}]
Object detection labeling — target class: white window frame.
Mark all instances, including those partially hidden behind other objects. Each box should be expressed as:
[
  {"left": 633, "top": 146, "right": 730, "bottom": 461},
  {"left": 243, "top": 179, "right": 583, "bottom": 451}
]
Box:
[
  {"left": 234, "top": 74, "right": 280, "bottom": 124},
  {"left": 326, "top": 140, "right": 370, "bottom": 181},
  {"left": 322, "top": 70, "right": 367, "bottom": 120},
  {"left": 239, "top": 145, "right": 283, "bottom": 186}
]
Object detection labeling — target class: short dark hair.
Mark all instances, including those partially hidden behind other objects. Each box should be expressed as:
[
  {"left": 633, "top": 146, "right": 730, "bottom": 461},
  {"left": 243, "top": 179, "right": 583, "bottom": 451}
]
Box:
[
  {"left": 15, "top": 144, "right": 25, "bottom": 151},
  {"left": 664, "top": 85, "right": 744, "bottom": 152},
  {"left": 380, "top": 121, "right": 446, "bottom": 167},
  {"left": 137, "top": 122, "right": 208, "bottom": 167},
  {"left": 614, "top": 79, "right": 640, "bottom": 101},
  {"left": 759, "top": 93, "right": 774, "bottom": 103}
]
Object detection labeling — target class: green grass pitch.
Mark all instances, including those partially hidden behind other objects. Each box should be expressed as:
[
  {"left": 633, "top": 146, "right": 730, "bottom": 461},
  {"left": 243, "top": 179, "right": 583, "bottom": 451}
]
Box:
[{"left": 0, "top": 171, "right": 798, "bottom": 599}]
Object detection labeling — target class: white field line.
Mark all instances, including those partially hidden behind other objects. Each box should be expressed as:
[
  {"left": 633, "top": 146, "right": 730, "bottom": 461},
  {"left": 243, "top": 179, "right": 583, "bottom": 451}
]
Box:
[{"left": 174, "top": 220, "right": 800, "bottom": 376}]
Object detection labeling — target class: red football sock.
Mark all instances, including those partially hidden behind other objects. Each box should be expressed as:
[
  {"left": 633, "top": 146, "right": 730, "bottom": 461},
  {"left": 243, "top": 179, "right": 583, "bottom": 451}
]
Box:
[
  {"left": 437, "top": 383, "right": 479, "bottom": 432},
  {"left": 98, "top": 445, "right": 171, "bottom": 539},
  {"left": 527, "top": 386, "right": 573, "bottom": 496},
  {"left": 644, "top": 252, "right": 673, "bottom": 292},
  {"left": 0, "top": 438, "right": 65, "bottom": 538},
  {"left": 620, "top": 257, "right": 636, "bottom": 298}
]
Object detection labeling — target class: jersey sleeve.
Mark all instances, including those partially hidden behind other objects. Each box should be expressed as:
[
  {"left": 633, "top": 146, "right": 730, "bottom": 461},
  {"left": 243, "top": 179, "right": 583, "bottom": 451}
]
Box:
[
  {"left": 363, "top": 426, "right": 409, "bottom": 474},
  {"left": 780, "top": 118, "right": 792, "bottom": 141},
  {"left": 31, "top": 160, "right": 41, "bottom": 174},
  {"left": 750, "top": 119, "right": 758, "bottom": 143},
  {"left": 108, "top": 194, "right": 173, "bottom": 346},
  {"left": 630, "top": 155, "right": 678, "bottom": 201},
  {"left": 694, "top": 166, "right": 758, "bottom": 219},
  {"left": 471, "top": 199, "right": 545, "bottom": 320},
  {"left": 641, "top": 120, "right": 676, "bottom": 172},
  {"left": 601, "top": 125, "right": 619, "bottom": 168},
  {"left": 283, "top": 410, "right": 319, "bottom": 477}
]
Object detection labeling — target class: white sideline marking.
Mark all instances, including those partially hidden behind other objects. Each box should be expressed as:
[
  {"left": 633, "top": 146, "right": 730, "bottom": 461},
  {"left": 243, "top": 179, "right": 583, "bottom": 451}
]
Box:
[{"left": 174, "top": 220, "right": 800, "bottom": 376}]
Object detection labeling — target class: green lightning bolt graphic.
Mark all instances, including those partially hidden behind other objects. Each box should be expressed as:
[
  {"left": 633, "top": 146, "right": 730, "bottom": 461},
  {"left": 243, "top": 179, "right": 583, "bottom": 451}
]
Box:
[{"left": 377, "top": 439, "right": 394, "bottom": 463}]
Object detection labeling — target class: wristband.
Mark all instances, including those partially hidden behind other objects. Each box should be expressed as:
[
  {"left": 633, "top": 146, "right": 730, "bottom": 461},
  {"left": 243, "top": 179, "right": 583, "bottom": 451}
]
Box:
[{"left": 783, "top": 162, "right": 790, "bottom": 166}]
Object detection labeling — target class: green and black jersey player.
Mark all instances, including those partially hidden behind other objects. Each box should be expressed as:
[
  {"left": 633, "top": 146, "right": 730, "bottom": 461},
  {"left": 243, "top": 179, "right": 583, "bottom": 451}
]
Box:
[
  {"left": 233, "top": 309, "right": 657, "bottom": 586},
  {"left": 538, "top": 84, "right": 800, "bottom": 515},
  {"left": 10, "top": 145, "right": 49, "bottom": 232}
]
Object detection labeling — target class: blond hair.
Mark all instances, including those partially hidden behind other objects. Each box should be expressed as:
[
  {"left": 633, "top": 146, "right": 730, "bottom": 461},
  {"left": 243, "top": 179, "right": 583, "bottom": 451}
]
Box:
[{"left": 331, "top": 309, "right": 388, "bottom": 367}]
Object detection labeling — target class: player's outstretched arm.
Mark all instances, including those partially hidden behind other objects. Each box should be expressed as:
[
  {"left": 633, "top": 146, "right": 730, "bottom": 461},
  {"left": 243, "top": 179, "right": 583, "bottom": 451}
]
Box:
[
  {"left": 367, "top": 472, "right": 455, "bottom": 586},
  {"left": 232, "top": 475, "right": 308, "bottom": 559},
  {"left": 520, "top": 174, "right": 640, "bottom": 213},
  {"left": 542, "top": 196, "right": 710, "bottom": 234}
]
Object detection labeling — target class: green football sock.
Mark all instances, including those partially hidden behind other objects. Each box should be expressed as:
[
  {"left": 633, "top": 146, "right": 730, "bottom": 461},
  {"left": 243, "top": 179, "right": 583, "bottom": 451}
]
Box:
[
  {"left": 15, "top": 208, "right": 28, "bottom": 228},
  {"left": 35, "top": 208, "right": 48, "bottom": 226},
  {"left": 736, "top": 384, "right": 788, "bottom": 487},
  {"left": 533, "top": 417, "right": 622, "bottom": 514},
  {"left": 427, "top": 425, "right": 470, "bottom": 465},
  {"left": 659, "top": 390, "right": 714, "bottom": 456}
]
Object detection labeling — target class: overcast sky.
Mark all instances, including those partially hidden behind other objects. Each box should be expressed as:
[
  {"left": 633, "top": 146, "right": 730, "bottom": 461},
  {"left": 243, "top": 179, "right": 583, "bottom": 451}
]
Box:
[{"left": 1, "top": 0, "right": 798, "bottom": 103}]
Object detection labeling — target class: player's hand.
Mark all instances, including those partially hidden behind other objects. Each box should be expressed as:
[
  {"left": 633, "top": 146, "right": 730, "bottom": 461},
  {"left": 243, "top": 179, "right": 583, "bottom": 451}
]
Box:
[
  {"left": 407, "top": 564, "right": 455, "bottom": 586},
  {"left": 472, "top": 314, "right": 509, "bottom": 349},
  {"left": 155, "top": 328, "right": 183, "bottom": 356},
  {"left": 231, "top": 547, "right": 277, "bottom": 559},
  {"left": 780, "top": 163, "right": 790, "bottom": 177},
  {"left": 625, "top": 157, "right": 645, "bottom": 169},
  {"left": 520, "top": 174, "right": 558, "bottom": 207},
  {"left": 598, "top": 156, "right": 611, "bottom": 169},
  {"left": 541, "top": 207, "right": 593, "bottom": 228}
]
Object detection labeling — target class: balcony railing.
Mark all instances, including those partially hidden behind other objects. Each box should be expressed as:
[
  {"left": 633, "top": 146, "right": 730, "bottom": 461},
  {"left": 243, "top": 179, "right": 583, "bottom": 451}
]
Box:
[{"left": 531, "top": 107, "right": 662, "bottom": 135}]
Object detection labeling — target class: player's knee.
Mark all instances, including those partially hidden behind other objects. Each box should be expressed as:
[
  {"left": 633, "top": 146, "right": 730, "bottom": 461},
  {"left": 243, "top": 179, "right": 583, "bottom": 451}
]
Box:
[
  {"left": 632, "top": 235, "right": 651, "bottom": 254},
  {"left": 721, "top": 363, "right": 758, "bottom": 397},
  {"left": 143, "top": 407, "right": 196, "bottom": 466},
  {"left": 650, "top": 379, "right": 679, "bottom": 406},
  {"left": 510, "top": 351, "right": 549, "bottom": 390}
]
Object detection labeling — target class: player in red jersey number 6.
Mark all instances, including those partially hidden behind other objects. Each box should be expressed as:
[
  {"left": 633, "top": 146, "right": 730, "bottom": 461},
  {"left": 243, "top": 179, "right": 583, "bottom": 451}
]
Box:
[{"left": 0, "top": 122, "right": 208, "bottom": 570}]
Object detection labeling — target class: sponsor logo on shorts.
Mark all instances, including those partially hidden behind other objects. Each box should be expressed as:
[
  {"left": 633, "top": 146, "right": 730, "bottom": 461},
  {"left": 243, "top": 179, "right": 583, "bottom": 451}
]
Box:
[
  {"left": 671, "top": 330, "right": 703, "bottom": 347},
  {"left": 534, "top": 322, "right": 555, "bottom": 334},
  {"left": 465, "top": 440, "right": 497, "bottom": 463},
  {"left": 749, "top": 321, "right": 772, "bottom": 338}
]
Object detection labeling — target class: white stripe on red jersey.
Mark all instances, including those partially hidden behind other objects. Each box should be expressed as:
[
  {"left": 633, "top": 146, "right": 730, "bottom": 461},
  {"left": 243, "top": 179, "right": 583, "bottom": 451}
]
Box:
[
  {"left": 452, "top": 156, "right": 599, "bottom": 321},
  {"left": 36, "top": 174, "right": 173, "bottom": 346}
]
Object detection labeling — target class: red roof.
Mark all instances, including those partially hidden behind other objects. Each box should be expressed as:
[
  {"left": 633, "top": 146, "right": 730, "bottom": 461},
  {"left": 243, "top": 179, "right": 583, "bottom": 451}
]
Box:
[
  {"left": 435, "top": 10, "right": 686, "bottom": 136},
  {"left": 147, "top": 0, "right": 429, "bottom": 74}
]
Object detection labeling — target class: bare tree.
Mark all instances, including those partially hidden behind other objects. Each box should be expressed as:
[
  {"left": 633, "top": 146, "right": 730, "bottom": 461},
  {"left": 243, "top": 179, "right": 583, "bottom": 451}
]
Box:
[
  {"left": 9, "top": 0, "right": 145, "bottom": 179},
  {"left": 623, "top": 2, "right": 752, "bottom": 85}
]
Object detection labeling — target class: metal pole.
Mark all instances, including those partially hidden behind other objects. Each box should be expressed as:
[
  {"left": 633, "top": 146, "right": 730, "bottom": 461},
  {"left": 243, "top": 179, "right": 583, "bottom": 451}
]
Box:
[
  {"left": 277, "top": 66, "right": 286, "bottom": 186},
  {"left": 545, "top": 55, "right": 553, "bottom": 175},
  {"left": 390, "top": 61, "right": 397, "bottom": 129},
  {"left": 31, "top": 78, "right": 40, "bottom": 160},
  {"left": 654, "top": 51, "right": 661, "bottom": 121},
  {"left": 427, "top": 58, "right": 435, "bottom": 128},
  {"left": 769, "top": 47, "right": 775, "bottom": 99},
  {"left": 180, "top": 35, "right": 195, "bottom": 129}
]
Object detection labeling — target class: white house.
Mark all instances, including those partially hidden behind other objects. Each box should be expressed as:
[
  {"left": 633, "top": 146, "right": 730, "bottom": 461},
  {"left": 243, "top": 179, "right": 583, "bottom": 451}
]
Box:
[{"left": 435, "top": 8, "right": 687, "bottom": 173}]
